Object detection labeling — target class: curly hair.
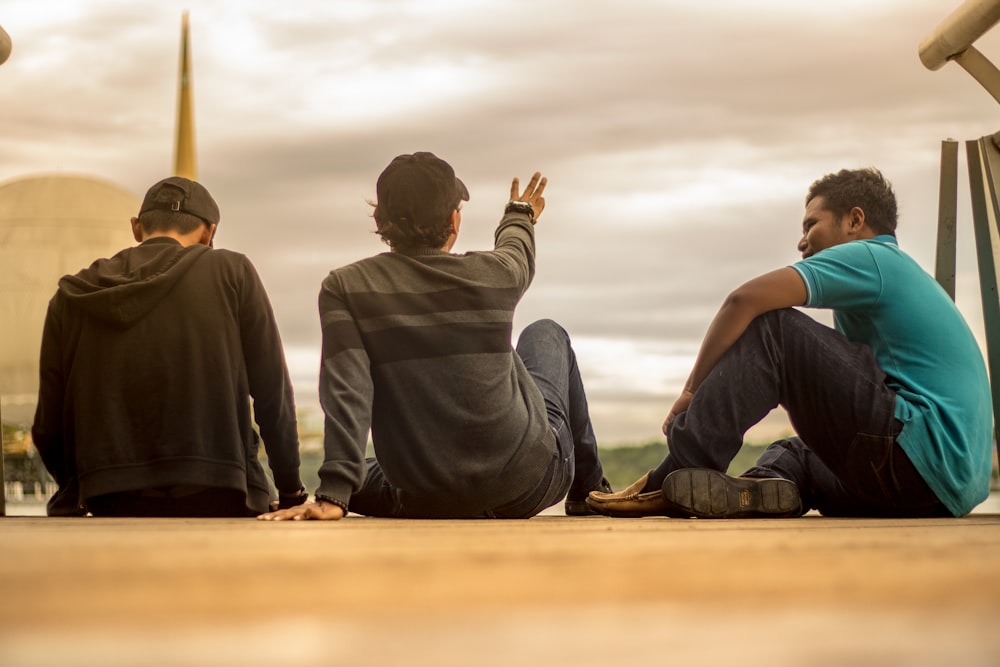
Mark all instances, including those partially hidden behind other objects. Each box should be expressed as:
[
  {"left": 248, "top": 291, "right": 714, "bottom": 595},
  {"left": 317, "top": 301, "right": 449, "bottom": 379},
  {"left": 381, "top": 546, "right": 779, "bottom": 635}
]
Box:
[
  {"left": 372, "top": 201, "right": 454, "bottom": 251},
  {"left": 806, "top": 167, "right": 898, "bottom": 236}
]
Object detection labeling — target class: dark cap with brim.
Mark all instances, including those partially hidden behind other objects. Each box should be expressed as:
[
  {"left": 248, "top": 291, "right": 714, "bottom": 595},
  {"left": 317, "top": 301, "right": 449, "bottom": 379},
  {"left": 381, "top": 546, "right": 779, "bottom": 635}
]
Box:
[
  {"left": 139, "top": 176, "right": 220, "bottom": 226},
  {"left": 376, "top": 152, "right": 469, "bottom": 226}
]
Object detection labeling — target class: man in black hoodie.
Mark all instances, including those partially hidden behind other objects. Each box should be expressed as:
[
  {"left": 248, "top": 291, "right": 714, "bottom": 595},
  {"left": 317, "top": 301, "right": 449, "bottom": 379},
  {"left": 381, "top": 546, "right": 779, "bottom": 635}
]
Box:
[{"left": 32, "top": 177, "right": 305, "bottom": 517}]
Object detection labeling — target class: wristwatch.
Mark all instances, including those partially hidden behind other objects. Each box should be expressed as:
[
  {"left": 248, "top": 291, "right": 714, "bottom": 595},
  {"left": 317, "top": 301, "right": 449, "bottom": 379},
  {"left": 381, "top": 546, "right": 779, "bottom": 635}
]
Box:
[{"left": 504, "top": 200, "right": 535, "bottom": 222}]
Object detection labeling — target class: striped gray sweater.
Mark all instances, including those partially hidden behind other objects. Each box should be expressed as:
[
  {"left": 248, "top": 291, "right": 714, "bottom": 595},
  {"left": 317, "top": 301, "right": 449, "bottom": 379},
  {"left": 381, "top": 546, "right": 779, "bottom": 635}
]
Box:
[{"left": 316, "top": 212, "right": 554, "bottom": 513}]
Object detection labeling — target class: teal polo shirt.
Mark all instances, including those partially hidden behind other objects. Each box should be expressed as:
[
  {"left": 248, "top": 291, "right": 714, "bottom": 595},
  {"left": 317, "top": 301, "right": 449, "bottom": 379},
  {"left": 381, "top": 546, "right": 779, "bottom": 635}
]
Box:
[{"left": 791, "top": 235, "right": 992, "bottom": 516}]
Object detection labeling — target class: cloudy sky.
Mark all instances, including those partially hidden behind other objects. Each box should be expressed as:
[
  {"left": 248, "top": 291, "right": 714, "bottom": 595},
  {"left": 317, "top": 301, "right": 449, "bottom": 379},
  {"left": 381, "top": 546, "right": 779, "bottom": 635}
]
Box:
[{"left": 2, "top": 0, "right": 999, "bottom": 445}]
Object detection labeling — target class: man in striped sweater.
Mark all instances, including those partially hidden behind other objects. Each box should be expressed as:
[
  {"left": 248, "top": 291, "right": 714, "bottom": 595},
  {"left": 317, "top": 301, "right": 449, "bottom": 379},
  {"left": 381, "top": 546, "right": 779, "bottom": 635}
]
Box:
[{"left": 260, "top": 152, "right": 609, "bottom": 520}]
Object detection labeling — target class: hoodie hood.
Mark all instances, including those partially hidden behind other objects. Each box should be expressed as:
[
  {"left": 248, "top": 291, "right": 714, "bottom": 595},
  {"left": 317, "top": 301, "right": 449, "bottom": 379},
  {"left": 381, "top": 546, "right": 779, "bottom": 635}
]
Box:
[{"left": 58, "top": 237, "right": 211, "bottom": 329}]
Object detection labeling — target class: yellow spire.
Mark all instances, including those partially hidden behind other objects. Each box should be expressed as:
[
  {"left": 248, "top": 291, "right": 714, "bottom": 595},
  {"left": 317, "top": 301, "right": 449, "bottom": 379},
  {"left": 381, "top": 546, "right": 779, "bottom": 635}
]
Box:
[{"left": 173, "top": 11, "right": 197, "bottom": 180}]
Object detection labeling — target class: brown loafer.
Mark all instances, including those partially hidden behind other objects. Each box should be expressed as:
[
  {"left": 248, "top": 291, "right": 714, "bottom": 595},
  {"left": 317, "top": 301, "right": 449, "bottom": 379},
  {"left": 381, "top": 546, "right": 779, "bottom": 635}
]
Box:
[{"left": 585, "top": 472, "right": 686, "bottom": 518}]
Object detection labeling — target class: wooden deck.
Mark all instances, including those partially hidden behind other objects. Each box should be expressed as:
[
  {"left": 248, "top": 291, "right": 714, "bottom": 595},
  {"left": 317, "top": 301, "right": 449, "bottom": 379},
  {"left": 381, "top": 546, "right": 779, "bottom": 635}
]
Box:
[{"left": 1, "top": 514, "right": 999, "bottom": 666}]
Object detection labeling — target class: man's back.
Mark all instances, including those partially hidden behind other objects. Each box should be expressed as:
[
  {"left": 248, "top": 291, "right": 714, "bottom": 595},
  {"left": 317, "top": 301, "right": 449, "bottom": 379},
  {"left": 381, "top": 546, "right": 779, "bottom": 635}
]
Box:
[
  {"left": 34, "top": 234, "right": 300, "bottom": 515},
  {"left": 317, "top": 215, "right": 553, "bottom": 511}
]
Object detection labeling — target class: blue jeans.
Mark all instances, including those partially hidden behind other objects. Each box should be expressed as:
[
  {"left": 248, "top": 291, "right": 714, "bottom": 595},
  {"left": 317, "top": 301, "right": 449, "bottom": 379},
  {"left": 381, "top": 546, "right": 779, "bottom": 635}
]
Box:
[
  {"left": 652, "top": 309, "right": 948, "bottom": 517},
  {"left": 349, "top": 319, "right": 605, "bottom": 518}
]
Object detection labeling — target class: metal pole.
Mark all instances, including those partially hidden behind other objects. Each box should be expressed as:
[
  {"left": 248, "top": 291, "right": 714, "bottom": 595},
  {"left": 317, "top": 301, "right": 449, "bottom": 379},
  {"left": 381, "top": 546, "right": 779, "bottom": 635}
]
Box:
[
  {"left": 936, "top": 140, "right": 960, "bottom": 300},
  {"left": 919, "top": 0, "right": 1000, "bottom": 71},
  {"left": 965, "top": 136, "right": 1000, "bottom": 452},
  {"left": 919, "top": 0, "right": 1000, "bottom": 105},
  {"left": 953, "top": 46, "right": 1000, "bottom": 107}
]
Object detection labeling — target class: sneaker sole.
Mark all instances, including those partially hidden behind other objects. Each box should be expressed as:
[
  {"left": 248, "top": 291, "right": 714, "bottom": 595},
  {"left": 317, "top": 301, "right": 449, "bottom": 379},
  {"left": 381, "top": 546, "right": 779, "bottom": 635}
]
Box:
[{"left": 662, "top": 469, "right": 801, "bottom": 519}]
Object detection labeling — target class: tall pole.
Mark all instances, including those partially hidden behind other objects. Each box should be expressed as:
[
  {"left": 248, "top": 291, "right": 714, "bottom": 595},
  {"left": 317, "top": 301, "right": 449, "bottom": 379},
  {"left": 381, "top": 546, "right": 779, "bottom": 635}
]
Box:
[
  {"left": 174, "top": 12, "right": 197, "bottom": 180},
  {"left": 935, "top": 140, "right": 959, "bottom": 299}
]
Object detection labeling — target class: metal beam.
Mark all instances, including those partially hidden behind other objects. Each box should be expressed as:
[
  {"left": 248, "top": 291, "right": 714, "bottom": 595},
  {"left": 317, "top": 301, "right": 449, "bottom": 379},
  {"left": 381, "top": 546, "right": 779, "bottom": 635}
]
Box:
[
  {"left": 965, "top": 136, "right": 1000, "bottom": 451},
  {"left": 919, "top": 0, "right": 1000, "bottom": 70},
  {"left": 936, "top": 140, "right": 960, "bottom": 300},
  {"left": 953, "top": 46, "right": 1000, "bottom": 106}
]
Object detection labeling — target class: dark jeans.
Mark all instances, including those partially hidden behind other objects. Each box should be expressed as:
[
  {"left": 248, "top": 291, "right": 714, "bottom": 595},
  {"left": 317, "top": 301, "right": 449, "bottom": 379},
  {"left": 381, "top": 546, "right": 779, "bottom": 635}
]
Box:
[
  {"left": 86, "top": 487, "right": 254, "bottom": 517},
  {"left": 349, "top": 319, "right": 605, "bottom": 518},
  {"left": 652, "top": 308, "right": 948, "bottom": 517}
]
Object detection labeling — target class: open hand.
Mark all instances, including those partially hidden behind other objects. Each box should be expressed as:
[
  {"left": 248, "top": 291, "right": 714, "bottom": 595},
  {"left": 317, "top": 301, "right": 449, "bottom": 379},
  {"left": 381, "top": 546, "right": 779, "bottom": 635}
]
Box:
[
  {"left": 663, "top": 388, "right": 695, "bottom": 435},
  {"left": 510, "top": 172, "right": 547, "bottom": 221},
  {"left": 257, "top": 500, "right": 345, "bottom": 521}
]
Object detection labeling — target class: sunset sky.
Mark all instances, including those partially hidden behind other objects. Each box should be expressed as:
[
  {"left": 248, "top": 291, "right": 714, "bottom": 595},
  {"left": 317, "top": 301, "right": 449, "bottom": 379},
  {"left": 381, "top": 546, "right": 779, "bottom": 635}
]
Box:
[{"left": 2, "top": 0, "right": 999, "bottom": 445}]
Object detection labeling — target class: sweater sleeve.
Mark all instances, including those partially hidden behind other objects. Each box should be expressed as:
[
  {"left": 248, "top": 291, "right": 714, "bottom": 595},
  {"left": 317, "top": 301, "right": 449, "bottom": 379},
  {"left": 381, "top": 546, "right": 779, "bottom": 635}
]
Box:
[
  {"left": 31, "top": 297, "right": 84, "bottom": 515},
  {"left": 315, "top": 275, "right": 373, "bottom": 507},
  {"left": 491, "top": 213, "right": 536, "bottom": 295},
  {"left": 238, "top": 258, "right": 303, "bottom": 494}
]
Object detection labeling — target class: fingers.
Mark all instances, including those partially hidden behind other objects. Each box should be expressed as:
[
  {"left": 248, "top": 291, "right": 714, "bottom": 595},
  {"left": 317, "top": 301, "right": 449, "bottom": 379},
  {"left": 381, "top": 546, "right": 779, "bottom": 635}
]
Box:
[
  {"left": 257, "top": 507, "right": 299, "bottom": 521},
  {"left": 663, "top": 389, "right": 694, "bottom": 435},
  {"left": 257, "top": 500, "right": 344, "bottom": 521},
  {"left": 525, "top": 172, "right": 546, "bottom": 200},
  {"left": 257, "top": 501, "right": 313, "bottom": 521},
  {"left": 511, "top": 172, "right": 547, "bottom": 201}
]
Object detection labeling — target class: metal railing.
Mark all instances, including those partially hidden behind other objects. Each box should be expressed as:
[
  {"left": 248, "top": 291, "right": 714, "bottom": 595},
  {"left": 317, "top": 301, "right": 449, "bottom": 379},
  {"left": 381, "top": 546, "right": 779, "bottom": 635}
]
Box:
[
  {"left": 921, "top": 1, "right": 1000, "bottom": 453},
  {"left": 920, "top": 0, "right": 1000, "bottom": 104}
]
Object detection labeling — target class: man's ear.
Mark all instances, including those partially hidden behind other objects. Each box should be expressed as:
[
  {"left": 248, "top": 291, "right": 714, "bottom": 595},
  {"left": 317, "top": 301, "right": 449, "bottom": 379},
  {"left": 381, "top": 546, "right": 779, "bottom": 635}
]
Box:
[
  {"left": 131, "top": 217, "right": 144, "bottom": 243},
  {"left": 848, "top": 207, "right": 866, "bottom": 232},
  {"left": 448, "top": 208, "right": 461, "bottom": 237},
  {"left": 200, "top": 223, "right": 217, "bottom": 247}
]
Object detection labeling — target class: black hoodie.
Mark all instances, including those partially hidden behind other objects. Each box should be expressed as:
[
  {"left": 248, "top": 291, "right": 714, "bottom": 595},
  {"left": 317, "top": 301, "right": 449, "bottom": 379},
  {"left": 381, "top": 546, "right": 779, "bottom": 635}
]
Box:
[{"left": 32, "top": 237, "right": 302, "bottom": 515}]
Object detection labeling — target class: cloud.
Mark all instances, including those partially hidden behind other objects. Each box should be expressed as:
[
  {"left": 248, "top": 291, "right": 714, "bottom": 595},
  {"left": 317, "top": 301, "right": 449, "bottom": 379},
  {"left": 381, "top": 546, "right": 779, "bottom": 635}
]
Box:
[{"left": 2, "top": 0, "right": 998, "bottom": 442}]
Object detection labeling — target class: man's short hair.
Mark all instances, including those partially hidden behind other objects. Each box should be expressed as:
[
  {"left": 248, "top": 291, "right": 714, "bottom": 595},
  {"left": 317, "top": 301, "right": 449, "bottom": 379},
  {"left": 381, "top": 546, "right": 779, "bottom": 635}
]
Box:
[
  {"left": 137, "top": 209, "right": 206, "bottom": 235},
  {"left": 806, "top": 168, "right": 897, "bottom": 236},
  {"left": 137, "top": 176, "right": 220, "bottom": 235},
  {"left": 373, "top": 152, "right": 470, "bottom": 250}
]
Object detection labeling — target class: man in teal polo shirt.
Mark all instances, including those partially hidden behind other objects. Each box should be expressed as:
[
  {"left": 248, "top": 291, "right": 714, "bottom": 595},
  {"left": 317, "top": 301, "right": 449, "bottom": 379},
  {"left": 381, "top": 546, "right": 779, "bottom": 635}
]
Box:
[{"left": 588, "top": 167, "right": 992, "bottom": 518}]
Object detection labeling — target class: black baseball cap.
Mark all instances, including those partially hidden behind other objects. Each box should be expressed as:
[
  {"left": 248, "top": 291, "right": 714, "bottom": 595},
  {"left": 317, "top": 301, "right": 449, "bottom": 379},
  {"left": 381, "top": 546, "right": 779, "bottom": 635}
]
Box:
[
  {"left": 376, "top": 152, "right": 469, "bottom": 226},
  {"left": 139, "top": 176, "right": 220, "bottom": 226}
]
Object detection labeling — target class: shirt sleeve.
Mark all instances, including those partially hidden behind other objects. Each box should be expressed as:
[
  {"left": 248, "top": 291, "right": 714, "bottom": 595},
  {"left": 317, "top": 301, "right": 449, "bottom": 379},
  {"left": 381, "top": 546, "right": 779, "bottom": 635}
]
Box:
[
  {"left": 791, "top": 241, "right": 885, "bottom": 311},
  {"left": 315, "top": 274, "right": 373, "bottom": 507}
]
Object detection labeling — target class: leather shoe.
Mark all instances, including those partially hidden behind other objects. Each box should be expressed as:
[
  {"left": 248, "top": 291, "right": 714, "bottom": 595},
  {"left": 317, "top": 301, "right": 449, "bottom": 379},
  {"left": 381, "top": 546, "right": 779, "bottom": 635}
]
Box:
[
  {"left": 585, "top": 472, "right": 687, "bottom": 518},
  {"left": 661, "top": 468, "right": 802, "bottom": 519},
  {"left": 565, "top": 478, "right": 613, "bottom": 516}
]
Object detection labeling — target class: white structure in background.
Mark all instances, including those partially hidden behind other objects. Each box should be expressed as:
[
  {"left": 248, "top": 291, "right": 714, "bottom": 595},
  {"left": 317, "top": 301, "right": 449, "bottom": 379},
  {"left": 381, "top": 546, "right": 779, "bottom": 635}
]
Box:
[
  {"left": 0, "top": 175, "right": 138, "bottom": 423},
  {"left": 0, "top": 13, "right": 199, "bottom": 426}
]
